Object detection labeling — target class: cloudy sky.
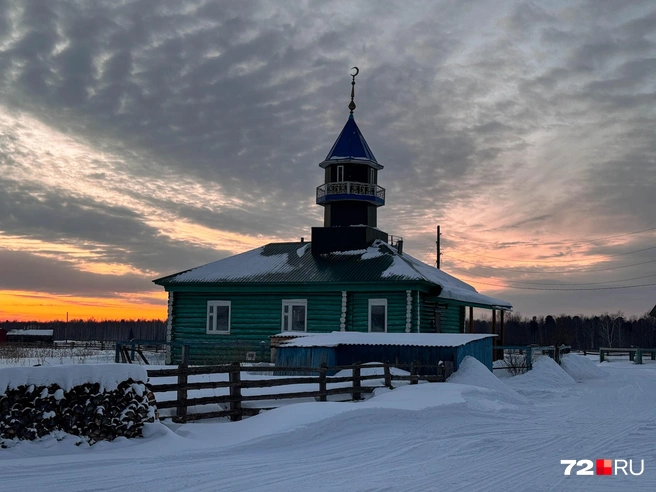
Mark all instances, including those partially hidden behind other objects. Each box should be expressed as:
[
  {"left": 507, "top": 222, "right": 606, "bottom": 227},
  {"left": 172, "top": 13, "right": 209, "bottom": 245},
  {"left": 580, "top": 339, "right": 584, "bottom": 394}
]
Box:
[{"left": 1, "top": 0, "right": 655, "bottom": 322}]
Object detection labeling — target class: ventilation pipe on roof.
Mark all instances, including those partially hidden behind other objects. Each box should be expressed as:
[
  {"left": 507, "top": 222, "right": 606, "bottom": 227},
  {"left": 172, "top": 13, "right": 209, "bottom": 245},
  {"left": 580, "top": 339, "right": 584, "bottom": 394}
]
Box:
[
  {"left": 397, "top": 239, "right": 403, "bottom": 255},
  {"left": 301, "top": 237, "right": 305, "bottom": 243}
]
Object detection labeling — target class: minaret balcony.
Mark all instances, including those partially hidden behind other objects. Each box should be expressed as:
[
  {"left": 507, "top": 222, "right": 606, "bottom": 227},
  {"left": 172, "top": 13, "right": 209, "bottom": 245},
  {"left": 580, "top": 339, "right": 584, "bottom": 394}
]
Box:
[{"left": 316, "top": 182, "right": 385, "bottom": 206}]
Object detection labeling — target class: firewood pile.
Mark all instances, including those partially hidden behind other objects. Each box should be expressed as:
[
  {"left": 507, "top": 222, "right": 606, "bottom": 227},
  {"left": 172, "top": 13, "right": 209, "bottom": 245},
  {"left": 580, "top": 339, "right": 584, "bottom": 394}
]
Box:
[{"left": 0, "top": 379, "right": 157, "bottom": 445}]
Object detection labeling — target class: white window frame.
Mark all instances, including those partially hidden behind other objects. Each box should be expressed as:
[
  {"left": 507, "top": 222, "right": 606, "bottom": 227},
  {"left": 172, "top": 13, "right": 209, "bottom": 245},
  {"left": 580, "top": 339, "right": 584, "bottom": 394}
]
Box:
[
  {"left": 206, "top": 301, "right": 231, "bottom": 334},
  {"left": 337, "top": 165, "right": 344, "bottom": 182},
  {"left": 281, "top": 299, "right": 308, "bottom": 332},
  {"left": 370, "top": 168, "right": 375, "bottom": 184},
  {"left": 368, "top": 299, "right": 387, "bottom": 332}
]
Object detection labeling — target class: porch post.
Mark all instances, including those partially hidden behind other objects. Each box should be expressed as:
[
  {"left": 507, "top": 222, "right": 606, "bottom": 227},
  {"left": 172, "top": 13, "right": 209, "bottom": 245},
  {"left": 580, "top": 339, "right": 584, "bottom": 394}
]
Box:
[
  {"left": 469, "top": 306, "right": 474, "bottom": 333},
  {"left": 500, "top": 309, "right": 505, "bottom": 346}
]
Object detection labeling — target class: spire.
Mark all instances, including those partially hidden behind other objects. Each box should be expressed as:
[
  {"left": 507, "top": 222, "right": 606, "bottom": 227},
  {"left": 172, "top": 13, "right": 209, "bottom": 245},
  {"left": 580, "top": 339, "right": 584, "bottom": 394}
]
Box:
[
  {"left": 319, "top": 67, "right": 382, "bottom": 169},
  {"left": 348, "top": 66, "right": 359, "bottom": 114}
]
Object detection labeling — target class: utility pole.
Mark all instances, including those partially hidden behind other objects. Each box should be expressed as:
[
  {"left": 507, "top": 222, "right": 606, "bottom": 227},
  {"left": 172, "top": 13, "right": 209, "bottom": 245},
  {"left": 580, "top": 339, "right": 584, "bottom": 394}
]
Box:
[{"left": 436, "top": 225, "right": 441, "bottom": 269}]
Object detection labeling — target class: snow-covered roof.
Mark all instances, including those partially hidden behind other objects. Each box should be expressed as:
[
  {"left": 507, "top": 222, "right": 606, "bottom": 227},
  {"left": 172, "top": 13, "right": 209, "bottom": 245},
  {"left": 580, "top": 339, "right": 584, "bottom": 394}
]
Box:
[
  {"left": 281, "top": 332, "right": 496, "bottom": 348},
  {"left": 7, "top": 329, "right": 53, "bottom": 336},
  {"left": 155, "top": 240, "right": 512, "bottom": 310}
]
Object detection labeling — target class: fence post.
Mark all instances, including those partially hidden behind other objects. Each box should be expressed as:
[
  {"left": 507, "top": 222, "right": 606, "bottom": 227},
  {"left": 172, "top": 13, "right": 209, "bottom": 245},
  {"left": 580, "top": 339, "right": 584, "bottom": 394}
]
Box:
[
  {"left": 410, "top": 360, "right": 418, "bottom": 385},
  {"left": 114, "top": 343, "right": 121, "bottom": 363},
  {"left": 384, "top": 362, "right": 392, "bottom": 388},
  {"left": 176, "top": 344, "right": 189, "bottom": 422},
  {"left": 319, "top": 363, "right": 327, "bottom": 402},
  {"left": 352, "top": 363, "right": 362, "bottom": 401},
  {"left": 443, "top": 361, "right": 454, "bottom": 381},
  {"left": 526, "top": 347, "right": 532, "bottom": 371},
  {"left": 229, "top": 362, "right": 242, "bottom": 421}
]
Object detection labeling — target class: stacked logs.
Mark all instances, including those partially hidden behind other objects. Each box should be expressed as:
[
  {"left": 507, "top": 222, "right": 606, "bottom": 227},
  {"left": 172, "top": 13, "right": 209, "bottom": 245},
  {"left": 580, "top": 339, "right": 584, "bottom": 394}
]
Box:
[{"left": 0, "top": 378, "right": 157, "bottom": 446}]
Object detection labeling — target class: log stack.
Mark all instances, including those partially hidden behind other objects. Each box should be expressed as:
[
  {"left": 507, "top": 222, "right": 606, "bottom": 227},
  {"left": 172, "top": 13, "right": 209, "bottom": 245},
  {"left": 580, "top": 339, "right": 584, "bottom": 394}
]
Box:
[{"left": 0, "top": 378, "right": 157, "bottom": 446}]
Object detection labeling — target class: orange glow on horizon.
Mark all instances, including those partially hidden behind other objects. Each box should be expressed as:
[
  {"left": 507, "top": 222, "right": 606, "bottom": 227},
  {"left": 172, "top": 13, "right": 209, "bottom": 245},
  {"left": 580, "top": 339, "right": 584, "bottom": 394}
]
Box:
[{"left": 0, "top": 290, "right": 168, "bottom": 322}]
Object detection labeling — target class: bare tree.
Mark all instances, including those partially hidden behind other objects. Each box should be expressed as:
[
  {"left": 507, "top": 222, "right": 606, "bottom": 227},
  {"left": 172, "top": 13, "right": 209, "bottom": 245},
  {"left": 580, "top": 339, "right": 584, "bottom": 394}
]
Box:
[{"left": 599, "top": 311, "right": 624, "bottom": 348}]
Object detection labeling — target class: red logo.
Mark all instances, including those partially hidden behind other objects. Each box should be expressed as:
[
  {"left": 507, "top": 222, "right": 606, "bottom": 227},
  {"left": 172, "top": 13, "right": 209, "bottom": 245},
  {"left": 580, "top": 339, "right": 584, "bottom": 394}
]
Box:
[{"left": 596, "top": 459, "right": 613, "bottom": 476}]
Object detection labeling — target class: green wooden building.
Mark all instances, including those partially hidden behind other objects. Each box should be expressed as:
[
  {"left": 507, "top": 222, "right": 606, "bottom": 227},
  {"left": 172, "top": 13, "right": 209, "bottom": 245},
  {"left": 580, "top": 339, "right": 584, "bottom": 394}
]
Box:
[{"left": 154, "top": 72, "right": 512, "bottom": 364}]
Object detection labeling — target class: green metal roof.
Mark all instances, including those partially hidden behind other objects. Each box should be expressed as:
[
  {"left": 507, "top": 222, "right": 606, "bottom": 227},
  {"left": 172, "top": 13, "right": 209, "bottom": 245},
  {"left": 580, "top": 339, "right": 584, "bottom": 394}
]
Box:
[{"left": 153, "top": 241, "right": 512, "bottom": 310}]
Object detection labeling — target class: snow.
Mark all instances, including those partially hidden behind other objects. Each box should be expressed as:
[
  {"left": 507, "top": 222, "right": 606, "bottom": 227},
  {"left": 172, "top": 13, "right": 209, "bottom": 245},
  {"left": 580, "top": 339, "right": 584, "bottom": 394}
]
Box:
[
  {"left": 447, "top": 356, "right": 528, "bottom": 405},
  {"left": 7, "top": 329, "right": 54, "bottom": 336},
  {"left": 396, "top": 251, "right": 513, "bottom": 308},
  {"left": 560, "top": 353, "right": 607, "bottom": 381},
  {"left": 171, "top": 247, "right": 294, "bottom": 282},
  {"left": 333, "top": 362, "right": 411, "bottom": 387},
  {"left": 360, "top": 244, "right": 383, "bottom": 260},
  {"left": 295, "top": 243, "right": 310, "bottom": 257},
  {"left": 281, "top": 331, "right": 495, "bottom": 347},
  {"left": 3, "top": 354, "right": 656, "bottom": 490},
  {"left": 0, "top": 364, "right": 148, "bottom": 393},
  {"left": 160, "top": 239, "right": 511, "bottom": 310}
]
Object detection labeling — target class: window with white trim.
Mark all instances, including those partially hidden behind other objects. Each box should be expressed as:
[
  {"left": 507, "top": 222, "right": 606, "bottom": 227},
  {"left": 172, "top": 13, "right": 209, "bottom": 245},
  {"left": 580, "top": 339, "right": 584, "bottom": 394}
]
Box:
[
  {"left": 206, "top": 301, "right": 231, "bottom": 334},
  {"left": 368, "top": 299, "right": 387, "bottom": 332},
  {"left": 282, "top": 299, "right": 307, "bottom": 332},
  {"left": 337, "top": 165, "right": 344, "bottom": 182}
]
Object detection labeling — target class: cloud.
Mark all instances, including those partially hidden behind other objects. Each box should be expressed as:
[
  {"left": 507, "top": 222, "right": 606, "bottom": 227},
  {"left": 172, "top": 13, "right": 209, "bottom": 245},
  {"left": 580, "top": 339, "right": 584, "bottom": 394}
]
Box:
[
  {"left": 0, "top": 249, "right": 154, "bottom": 296},
  {"left": 0, "top": 0, "right": 654, "bottom": 316}
]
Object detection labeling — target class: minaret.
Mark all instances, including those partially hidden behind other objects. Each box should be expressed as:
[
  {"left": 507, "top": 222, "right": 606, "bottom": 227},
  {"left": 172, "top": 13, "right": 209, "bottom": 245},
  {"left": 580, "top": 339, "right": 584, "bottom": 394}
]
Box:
[{"left": 312, "top": 68, "right": 389, "bottom": 254}]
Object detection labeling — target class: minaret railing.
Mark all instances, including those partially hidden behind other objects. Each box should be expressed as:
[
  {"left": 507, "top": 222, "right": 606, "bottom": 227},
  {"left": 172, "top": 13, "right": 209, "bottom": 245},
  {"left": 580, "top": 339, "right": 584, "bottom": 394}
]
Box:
[{"left": 316, "top": 182, "right": 385, "bottom": 201}]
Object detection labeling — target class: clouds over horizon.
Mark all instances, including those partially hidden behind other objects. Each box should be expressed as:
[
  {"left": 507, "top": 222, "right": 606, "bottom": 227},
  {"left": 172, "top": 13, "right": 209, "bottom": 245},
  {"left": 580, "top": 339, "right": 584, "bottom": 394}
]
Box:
[{"left": 0, "top": 0, "right": 655, "bottom": 316}]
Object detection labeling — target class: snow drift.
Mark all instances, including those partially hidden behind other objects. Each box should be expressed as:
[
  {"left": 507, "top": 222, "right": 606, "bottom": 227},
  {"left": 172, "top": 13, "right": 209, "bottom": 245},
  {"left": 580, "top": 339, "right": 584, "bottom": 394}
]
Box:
[
  {"left": 447, "top": 356, "right": 528, "bottom": 405},
  {"left": 560, "top": 353, "right": 607, "bottom": 381}
]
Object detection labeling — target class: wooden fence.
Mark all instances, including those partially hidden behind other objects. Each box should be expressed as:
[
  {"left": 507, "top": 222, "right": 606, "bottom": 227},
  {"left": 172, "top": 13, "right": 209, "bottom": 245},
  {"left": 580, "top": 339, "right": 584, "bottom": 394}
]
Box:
[{"left": 147, "top": 356, "right": 451, "bottom": 423}]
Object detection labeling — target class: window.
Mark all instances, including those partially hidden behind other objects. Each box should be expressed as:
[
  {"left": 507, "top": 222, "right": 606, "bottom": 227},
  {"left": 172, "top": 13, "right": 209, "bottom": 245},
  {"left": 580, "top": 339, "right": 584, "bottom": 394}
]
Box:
[
  {"left": 282, "top": 299, "right": 307, "bottom": 332},
  {"left": 370, "top": 168, "right": 375, "bottom": 184},
  {"left": 207, "top": 301, "right": 231, "bottom": 334},
  {"left": 337, "top": 165, "right": 344, "bottom": 182},
  {"left": 368, "top": 299, "right": 387, "bottom": 332}
]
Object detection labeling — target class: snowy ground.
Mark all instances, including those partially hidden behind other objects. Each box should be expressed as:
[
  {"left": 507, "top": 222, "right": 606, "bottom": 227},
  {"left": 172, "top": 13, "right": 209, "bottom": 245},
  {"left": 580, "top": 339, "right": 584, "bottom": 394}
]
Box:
[{"left": 3, "top": 354, "right": 656, "bottom": 491}]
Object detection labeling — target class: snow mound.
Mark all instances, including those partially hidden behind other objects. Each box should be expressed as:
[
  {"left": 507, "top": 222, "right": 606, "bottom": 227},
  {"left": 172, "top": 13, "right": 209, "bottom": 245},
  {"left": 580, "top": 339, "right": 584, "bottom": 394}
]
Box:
[
  {"left": 0, "top": 364, "right": 148, "bottom": 394},
  {"left": 560, "top": 354, "right": 607, "bottom": 381},
  {"left": 447, "top": 356, "right": 527, "bottom": 404},
  {"left": 512, "top": 356, "right": 576, "bottom": 388}
]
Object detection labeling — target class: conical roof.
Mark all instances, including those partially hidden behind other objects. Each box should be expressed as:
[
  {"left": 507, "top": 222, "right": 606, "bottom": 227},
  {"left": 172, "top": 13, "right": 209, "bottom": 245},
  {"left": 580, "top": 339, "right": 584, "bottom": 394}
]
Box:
[{"left": 320, "top": 114, "right": 381, "bottom": 168}]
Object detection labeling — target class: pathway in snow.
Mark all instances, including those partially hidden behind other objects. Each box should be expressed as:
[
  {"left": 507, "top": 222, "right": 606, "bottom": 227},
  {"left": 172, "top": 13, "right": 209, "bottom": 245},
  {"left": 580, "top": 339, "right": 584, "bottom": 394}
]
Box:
[{"left": 3, "top": 357, "right": 656, "bottom": 491}]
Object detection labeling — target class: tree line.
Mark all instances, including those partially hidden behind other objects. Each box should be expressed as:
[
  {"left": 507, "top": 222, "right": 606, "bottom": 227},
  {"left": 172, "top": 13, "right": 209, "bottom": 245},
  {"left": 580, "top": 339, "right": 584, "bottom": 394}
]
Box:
[
  {"left": 3, "top": 312, "right": 656, "bottom": 349},
  {"left": 1, "top": 319, "right": 167, "bottom": 342},
  {"left": 474, "top": 312, "right": 656, "bottom": 350}
]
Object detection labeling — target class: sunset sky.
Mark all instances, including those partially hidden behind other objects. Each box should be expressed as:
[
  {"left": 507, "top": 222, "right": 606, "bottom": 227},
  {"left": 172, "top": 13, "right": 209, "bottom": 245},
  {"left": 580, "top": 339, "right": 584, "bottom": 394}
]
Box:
[{"left": 1, "top": 0, "right": 655, "bottom": 322}]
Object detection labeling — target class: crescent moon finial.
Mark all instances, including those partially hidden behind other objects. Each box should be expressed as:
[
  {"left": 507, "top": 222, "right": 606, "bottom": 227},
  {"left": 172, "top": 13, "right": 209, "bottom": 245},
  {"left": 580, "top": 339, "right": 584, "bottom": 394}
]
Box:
[{"left": 349, "top": 67, "right": 359, "bottom": 114}]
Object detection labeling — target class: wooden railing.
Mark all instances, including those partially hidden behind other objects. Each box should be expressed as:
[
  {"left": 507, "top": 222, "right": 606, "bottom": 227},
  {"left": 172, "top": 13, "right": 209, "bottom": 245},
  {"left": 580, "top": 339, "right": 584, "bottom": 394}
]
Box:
[
  {"left": 147, "top": 358, "right": 451, "bottom": 423},
  {"left": 599, "top": 347, "right": 656, "bottom": 364}
]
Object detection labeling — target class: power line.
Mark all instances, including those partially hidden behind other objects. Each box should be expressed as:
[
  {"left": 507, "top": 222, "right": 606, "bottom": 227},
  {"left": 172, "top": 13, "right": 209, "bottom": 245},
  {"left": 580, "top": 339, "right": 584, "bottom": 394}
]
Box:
[
  {"left": 444, "top": 225, "right": 656, "bottom": 247},
  {"left": 450, "top": 245, "right": 656, "bottom": 264},
  {"left": 445, "top": 266, "right": 656, "bottom": 286},
  {"left": 442, "top": 255, "right": 656, "bottom": 273}
]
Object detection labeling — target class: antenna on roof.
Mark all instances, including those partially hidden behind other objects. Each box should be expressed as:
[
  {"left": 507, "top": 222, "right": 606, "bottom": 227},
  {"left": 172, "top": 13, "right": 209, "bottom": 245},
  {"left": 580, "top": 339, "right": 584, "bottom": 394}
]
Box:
[{"left": 349, "top": 67, "right": 359, "bottom": 114}]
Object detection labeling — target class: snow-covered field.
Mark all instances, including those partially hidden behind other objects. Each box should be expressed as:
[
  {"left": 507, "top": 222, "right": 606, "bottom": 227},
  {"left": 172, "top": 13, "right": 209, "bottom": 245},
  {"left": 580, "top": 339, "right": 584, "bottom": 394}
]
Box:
[{"left": 3, "top": 354, "right": 656, "bottom": 491}]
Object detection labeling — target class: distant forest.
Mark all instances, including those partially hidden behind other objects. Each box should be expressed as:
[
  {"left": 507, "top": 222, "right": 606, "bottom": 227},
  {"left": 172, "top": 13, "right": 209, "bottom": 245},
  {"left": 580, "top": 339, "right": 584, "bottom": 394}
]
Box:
[
  {"left": 2, "top": 312, "right": 656, "bottom": 349},
  {"left": 1, "top": 319, "right": 167, "bottom": 342},
  {"left": 475, "top": 312, "right": 656, "bottom": 350}
]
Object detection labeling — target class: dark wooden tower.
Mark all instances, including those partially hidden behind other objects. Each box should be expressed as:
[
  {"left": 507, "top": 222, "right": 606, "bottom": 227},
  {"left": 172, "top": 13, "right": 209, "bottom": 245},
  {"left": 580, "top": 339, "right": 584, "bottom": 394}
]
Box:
[{"left": 312, "top": 69, "right": 389, "bottom": 254}]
